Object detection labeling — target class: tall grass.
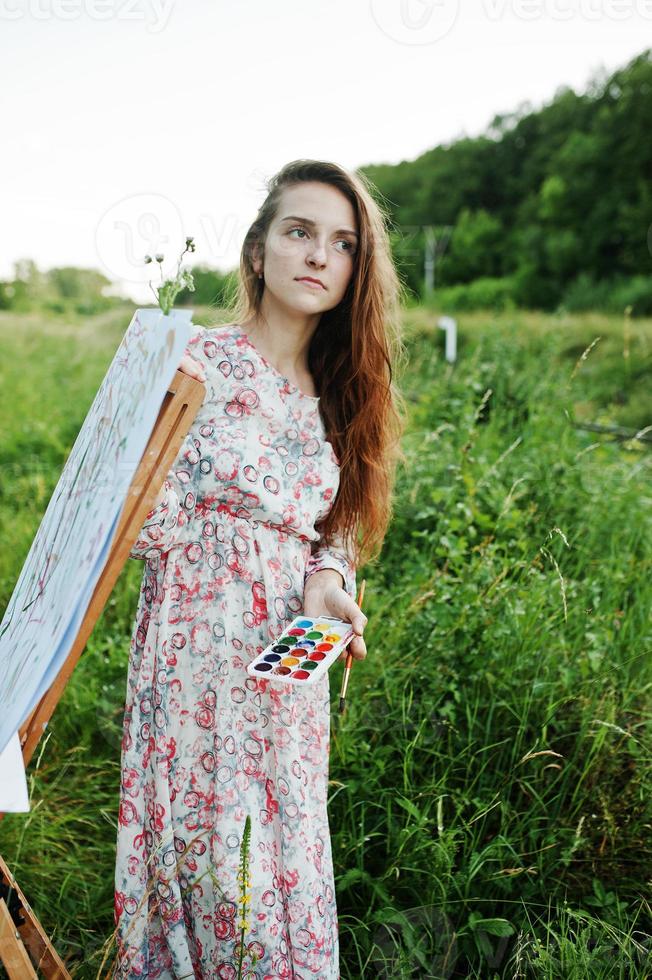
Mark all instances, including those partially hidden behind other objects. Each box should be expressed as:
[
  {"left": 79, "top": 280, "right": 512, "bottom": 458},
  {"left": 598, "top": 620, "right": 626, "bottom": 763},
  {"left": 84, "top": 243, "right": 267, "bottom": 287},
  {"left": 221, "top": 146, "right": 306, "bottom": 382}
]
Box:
[{"left": 0, "top": 306, "right": 650, "bottom": 978}]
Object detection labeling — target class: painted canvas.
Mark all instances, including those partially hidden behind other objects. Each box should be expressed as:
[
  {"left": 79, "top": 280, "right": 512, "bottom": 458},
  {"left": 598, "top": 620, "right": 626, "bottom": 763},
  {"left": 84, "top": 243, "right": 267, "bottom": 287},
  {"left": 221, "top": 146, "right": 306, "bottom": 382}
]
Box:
[{"left": 0, "top": 308, "right": 194, "bottom": 760}]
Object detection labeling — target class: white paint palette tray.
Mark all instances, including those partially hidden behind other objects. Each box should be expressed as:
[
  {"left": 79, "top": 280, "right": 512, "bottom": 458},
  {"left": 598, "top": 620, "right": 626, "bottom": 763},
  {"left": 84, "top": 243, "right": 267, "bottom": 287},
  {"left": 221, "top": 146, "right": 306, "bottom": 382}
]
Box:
[{"left": 246, "top": 615, "right": 355, "bottom": 686}]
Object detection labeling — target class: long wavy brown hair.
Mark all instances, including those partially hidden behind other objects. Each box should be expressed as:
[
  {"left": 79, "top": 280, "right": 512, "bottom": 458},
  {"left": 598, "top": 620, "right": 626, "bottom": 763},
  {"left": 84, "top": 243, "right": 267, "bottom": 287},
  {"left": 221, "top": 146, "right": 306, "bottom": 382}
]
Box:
[{"left": 213, "top": 159, "right": 408, "bottom": 570}]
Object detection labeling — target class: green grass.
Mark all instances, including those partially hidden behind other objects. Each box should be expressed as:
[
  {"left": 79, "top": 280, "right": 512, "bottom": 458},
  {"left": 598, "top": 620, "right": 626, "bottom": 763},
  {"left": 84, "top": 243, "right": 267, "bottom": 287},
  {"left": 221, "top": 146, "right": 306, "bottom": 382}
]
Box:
[{"left": 0, "top": 305, "right": 651, "bottom": 978}]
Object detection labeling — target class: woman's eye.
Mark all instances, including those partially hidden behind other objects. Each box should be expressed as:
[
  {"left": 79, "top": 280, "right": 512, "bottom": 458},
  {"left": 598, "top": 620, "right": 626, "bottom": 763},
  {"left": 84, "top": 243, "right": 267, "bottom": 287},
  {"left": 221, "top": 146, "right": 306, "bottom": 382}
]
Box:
[{"left": 289, "top": 227, "right": 356, "bottom": 254}]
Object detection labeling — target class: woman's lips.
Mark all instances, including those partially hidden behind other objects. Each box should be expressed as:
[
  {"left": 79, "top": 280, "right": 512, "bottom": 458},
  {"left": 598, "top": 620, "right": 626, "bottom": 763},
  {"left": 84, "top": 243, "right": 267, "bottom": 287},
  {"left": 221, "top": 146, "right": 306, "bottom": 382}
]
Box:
[{"left": 296, "top": 278, "right": 324, "bottom": 290}]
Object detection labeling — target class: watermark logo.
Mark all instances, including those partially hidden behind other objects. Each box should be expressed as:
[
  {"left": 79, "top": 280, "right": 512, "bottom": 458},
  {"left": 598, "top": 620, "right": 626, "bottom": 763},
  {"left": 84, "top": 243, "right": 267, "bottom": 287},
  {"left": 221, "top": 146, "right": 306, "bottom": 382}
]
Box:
[
  {"left": 370, "top": 0, "right": 460, "bottom": 44},
  {"left": 0, "top": 0, "right": 175, "bottom": 33},
  {"left": 95, "top": 193, "right": 185, "bottom": 285},
  {"left": 95, "top": 192, "right": 249, "bottom": 287}
]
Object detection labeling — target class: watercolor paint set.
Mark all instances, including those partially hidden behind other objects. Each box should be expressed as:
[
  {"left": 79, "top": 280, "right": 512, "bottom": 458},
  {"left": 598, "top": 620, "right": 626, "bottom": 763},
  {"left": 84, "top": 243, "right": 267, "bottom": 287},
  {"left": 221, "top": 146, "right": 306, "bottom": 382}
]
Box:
[{"left": 246, "top": 615, "right": 355, "bottom": 686}]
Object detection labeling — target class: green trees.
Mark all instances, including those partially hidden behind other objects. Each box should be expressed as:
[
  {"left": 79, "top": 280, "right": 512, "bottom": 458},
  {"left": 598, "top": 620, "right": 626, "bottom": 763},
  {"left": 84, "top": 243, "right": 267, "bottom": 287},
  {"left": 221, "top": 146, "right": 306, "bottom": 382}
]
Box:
[
  {"left": 0, "top": 259, "right": 116, "bottom": 315},
  {"left": 362, "top": 48, "right": 652, "bottom": 313}
]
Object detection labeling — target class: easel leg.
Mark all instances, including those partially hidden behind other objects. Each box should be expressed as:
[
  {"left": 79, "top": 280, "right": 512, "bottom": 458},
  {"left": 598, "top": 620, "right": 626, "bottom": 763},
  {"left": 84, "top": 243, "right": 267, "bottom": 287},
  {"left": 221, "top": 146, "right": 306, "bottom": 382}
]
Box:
[
  {"left": 0, "top": 897, "right": 37, "bottom": 978},
  {"left": 0, "top": 856, "right": 71, "bottom": 979}
]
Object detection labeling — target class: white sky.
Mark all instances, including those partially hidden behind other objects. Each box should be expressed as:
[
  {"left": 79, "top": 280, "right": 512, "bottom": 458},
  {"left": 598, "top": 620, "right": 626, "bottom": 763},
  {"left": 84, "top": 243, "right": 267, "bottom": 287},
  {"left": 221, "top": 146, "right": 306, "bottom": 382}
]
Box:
[{"left": 2, "top": 0, "right": 648, "bottom": 302}]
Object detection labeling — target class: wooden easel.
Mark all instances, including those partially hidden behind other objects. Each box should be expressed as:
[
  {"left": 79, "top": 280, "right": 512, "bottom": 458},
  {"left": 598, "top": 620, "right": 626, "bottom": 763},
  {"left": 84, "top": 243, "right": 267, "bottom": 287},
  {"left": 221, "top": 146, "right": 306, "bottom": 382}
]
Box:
[{"left": 0, "top": 369, "right": 205, "bottom": 979}]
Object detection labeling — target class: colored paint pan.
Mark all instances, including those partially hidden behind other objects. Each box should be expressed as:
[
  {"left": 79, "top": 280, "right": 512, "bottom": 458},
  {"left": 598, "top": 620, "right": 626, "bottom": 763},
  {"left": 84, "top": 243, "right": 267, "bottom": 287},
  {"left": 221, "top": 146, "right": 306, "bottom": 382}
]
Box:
[{"left": 246, "top": 615, "right": 355, "bottom": 687}]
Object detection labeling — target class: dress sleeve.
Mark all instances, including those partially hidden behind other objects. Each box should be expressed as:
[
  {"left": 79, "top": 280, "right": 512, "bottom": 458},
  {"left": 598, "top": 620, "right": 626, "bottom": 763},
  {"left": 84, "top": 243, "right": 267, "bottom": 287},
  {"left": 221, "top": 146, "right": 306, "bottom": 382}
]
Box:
[
  {"left": 127, "top": 442, "right": 199, "bottom": 561},
  {"left": 304, "top": 530, "right": 357, "bottom": 601},
  {"left": 128, "top": 327, "right": 207, "bottom": 562}
]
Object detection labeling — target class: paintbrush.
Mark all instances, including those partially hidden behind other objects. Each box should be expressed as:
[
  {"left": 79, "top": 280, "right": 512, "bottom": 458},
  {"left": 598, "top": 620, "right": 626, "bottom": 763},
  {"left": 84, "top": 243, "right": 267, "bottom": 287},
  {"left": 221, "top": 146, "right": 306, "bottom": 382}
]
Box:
[{"left": 338, "top": 578, "right": 366, "bottom": 715}]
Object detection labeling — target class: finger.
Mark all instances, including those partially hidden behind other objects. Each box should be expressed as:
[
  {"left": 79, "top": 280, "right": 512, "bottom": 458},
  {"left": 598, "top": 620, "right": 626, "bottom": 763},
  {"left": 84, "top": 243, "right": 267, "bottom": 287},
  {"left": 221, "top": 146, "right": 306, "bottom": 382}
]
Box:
[
  {"left": 179, "top": 353, "right": 206, "bottom": 382},
  {"left": 329, "top": 591, "right": 367, "bottom": 636},
  {"left": 349, "top": 635, "right": 367, "bottom": 660},
  {"left": 338, "top": 634, "right": 367, "bottom": 662},
  {"left": 350, "top": 604, "right": 368, "bottom": 636},
  {"left": 179, "top": 366, "right": 205, "bottom": 382}
]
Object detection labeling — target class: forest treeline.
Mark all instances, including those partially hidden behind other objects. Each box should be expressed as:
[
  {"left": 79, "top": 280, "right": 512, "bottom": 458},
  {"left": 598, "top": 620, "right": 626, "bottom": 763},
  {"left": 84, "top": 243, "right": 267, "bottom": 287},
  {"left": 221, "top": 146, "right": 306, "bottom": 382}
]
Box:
[
  {"left": 365, "top": 47, "right": 652, "bottom": 314},
  {"left": 3, "top": 48, "right": 650, "bottom": 317}
]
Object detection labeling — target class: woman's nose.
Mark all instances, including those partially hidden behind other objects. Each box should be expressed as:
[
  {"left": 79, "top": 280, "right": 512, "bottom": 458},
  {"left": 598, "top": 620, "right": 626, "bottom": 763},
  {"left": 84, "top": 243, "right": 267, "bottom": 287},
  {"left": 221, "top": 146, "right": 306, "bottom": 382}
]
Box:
[
  {"left": 307, "top": 247, "right": 326, "bottom": 266},
  {"left": 307, "top": 238, "right": 327, "bottom": 265}
]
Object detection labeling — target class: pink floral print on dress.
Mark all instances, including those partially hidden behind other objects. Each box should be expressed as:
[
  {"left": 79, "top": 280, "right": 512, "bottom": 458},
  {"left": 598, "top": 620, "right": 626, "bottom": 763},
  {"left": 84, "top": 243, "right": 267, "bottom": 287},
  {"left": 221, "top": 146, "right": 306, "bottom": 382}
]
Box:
[{"left": 114, "top": 322, "right": 356, "bottom": 979}]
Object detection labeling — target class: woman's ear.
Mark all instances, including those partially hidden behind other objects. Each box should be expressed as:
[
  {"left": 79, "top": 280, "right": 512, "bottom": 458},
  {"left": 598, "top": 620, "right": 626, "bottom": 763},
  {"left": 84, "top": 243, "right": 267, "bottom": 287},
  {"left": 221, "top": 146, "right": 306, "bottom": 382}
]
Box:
[{"left": 251, "top": 241, "right": 264, "bottom": 277}]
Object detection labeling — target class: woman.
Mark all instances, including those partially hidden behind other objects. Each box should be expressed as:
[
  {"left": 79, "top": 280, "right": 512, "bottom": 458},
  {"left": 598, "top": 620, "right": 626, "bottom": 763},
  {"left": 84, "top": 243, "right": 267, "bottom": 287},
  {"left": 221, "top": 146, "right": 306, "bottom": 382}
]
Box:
[{"left": 114, "top": 159, "right": 406, "bottom": 978}]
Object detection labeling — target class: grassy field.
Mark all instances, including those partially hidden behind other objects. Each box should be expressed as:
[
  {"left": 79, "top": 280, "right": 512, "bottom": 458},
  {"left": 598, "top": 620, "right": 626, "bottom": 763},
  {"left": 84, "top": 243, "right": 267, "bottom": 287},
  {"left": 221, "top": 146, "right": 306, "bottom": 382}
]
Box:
[{"left": 0, "top": 304, "right": 651, "bottom": 978}]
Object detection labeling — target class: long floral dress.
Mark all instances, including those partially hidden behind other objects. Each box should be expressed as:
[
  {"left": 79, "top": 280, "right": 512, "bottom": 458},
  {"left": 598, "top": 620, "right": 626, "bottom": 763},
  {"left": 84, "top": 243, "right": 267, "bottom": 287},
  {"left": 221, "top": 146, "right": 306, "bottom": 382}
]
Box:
[{"left": 114, "top": 322, "right": 356, "bottom": 980}]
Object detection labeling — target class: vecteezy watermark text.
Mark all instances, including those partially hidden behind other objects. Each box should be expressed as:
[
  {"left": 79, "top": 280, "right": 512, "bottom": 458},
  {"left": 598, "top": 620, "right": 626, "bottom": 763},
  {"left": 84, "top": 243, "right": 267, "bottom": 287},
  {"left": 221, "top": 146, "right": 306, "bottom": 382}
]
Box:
[
  {"left": 484, "top": 0, "right": 652, "bottom": 19},
  {"left": 370, "top": 0, "right": 652, "bottom": 46},
  {"left": 0, "top": 0, "right": 175, "bottom": 32}
]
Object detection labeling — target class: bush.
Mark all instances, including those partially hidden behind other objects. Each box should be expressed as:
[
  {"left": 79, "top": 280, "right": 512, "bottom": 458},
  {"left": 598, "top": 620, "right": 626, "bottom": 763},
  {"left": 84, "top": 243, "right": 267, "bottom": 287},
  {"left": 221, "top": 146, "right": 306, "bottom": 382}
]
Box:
[
  {"left": 74, "top": 297, "right": 116, "bottom": 316},
  {"left": 428, "top": 276, "right": 517, "bottom": 312},
  {"left": 610, "top": 275, "right": 652, "bottom": 316},
  {"left": 44, "top": 300, "right": 67, "bottom": 315},
  {"left": 174, "top": 265, "right": 236, "bottom": 308},
  {"left": 0, "top": 282, "right": 13, "bottom": 310},
  {"left": 560, "top": 273, "right": 652, "bottom": 317}
]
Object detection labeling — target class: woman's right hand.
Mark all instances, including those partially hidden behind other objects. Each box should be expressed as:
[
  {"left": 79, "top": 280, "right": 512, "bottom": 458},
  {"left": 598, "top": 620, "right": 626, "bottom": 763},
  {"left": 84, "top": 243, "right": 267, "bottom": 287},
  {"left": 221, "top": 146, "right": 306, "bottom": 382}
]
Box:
[{"left": 178, "top": 351, "right": 206, "bottom": 383}]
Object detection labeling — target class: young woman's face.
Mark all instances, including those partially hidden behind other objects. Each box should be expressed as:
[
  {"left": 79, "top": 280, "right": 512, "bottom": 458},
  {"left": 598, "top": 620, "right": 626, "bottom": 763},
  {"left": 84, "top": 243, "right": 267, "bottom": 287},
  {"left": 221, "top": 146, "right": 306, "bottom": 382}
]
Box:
[{"left": 258, "top": 181, "right": 359, "bottom": 315}]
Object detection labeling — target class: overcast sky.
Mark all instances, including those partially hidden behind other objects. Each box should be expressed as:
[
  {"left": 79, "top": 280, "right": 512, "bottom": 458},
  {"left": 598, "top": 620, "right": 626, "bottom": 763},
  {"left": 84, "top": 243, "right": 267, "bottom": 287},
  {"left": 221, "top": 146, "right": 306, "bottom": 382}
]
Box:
[{"left": 2, "top": 0, "right": 648, "bottom": 301}]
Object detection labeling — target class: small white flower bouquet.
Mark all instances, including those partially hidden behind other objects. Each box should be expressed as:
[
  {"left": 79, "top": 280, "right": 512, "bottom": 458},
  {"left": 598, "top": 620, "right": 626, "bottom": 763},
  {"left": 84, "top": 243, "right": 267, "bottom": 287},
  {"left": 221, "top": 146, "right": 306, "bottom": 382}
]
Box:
[{"left": 145, "top": 236, "right": 196, "bottom": 315}]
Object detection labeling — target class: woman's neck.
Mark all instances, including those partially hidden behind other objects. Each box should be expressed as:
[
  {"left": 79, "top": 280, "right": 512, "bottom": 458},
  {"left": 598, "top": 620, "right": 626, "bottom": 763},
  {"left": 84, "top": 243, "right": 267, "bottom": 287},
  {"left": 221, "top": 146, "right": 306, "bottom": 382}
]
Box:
[{"left": 240, "top": 309, "right": 320, "bottom": 393}]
